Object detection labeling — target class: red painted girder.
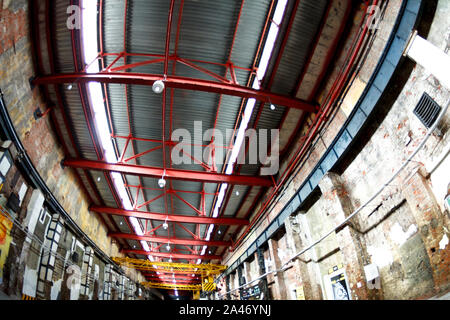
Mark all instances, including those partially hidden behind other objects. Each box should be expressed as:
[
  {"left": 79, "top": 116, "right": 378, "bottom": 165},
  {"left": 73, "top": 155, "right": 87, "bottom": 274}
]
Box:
[
  {"left": 33, "top": 72, "right": 318, "bottom": 111},
  {"left": 110, "top": 232, "right": 230, "bottom": 247},
  {"left": 91, "top": 206, "right": 249, "bottom": 226},
  {"left": 122, "top": 249, "right": 221, "bottom": 260},
  {"left": 63, "top": 158, "right": 272, "bottom": 186}
]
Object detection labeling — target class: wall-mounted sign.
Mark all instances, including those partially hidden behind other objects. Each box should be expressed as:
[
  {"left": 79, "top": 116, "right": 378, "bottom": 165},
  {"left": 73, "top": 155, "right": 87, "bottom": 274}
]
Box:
[
  {"left": 296, "top": 286, "right": 306, "bottom": 300},
  {"left": 324, "top": 265, "right": 351, "bottom": 300},
  {"left": 241, "top": 284, "right": 261, "bottom": 300}
]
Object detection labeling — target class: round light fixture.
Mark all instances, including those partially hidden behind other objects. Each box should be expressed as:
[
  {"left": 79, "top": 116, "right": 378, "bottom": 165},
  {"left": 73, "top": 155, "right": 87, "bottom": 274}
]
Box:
[
  {"left": 158, "top": 178, "right": 166, "bottom": 189},
  {"left": 166, "top": 243, "right": 171, "bottom": 251},
  {"left": 152, "top": 80, "right": 165, "bottom": 94},
  {"left": 163, "top": 222, "right": 169, "bottom": 230},
  {"left": 67, "top": 84, "right": 73, "bottom": 91},
  {"left": 270, "top": 104, "right": 276, "bottom": 111}
]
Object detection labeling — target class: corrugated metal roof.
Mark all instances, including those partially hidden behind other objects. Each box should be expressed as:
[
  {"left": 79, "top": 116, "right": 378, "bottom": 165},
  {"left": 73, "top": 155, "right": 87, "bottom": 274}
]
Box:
[{"left": 41, "top": 0, "right": 330, "bottom": 263}]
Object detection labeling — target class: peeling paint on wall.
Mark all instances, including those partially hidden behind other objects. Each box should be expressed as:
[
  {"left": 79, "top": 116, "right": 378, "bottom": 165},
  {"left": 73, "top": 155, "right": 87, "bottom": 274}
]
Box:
[
  {"left": 390, "top": 223, "right": 418, "bottom": 246},
  {"left": 367, "top": 245, "right": 394, "bottom": 268},
  {"left": 439, "top": 234, "right": 449, "bottom": 250},
  {"left": 51, "top": 279, "right": 62, "bottom": 300},
  {"left": 22, "top": 267, "right": 38, "bottom": 298}
]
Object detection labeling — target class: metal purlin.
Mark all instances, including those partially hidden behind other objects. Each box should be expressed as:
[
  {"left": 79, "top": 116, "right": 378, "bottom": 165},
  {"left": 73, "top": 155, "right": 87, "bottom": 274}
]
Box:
[{"left": 219, "top": 0, "right": 424, "bottom": 280}]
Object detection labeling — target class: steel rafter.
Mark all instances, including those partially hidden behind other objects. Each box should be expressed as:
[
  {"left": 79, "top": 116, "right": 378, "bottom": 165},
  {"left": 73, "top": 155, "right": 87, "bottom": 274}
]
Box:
[
  {"left": 221, "top": 0, "right": 340, "bottom": 246},
  {"left": 96, "top": 52, "right": 254, "bottom": 75},
  {"left": 229, "top": 1, "right": 378, "bottom": 251},
  {"left": 63, "top": 158, "right": 273, "bottom": 186},
  {"left": 122, "top": 249, "right": 221, "bottom": 261},
  {"left": 109, "top": 232, "right": 230, "bottom": 247},
  {"left": 90, "top": 206, "right": 249, "bottom": 226},
  {"left": 33, "top": 73, "right": 318, "bottom": 111},
  {"left": 211, "top": 0, "right": 306, "bottom": 247}
]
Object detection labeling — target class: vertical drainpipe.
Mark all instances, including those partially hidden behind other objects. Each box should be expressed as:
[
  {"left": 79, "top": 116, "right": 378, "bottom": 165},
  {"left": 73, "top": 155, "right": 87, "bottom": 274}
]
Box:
[
  {"left": 225, "top": 275, "right": 231, "bottom": 300},
  {"left": 257, "top": 248, "right": 270, "bottom": 300},
  {"left": 237, "top": 265, "right": 244, "bottom": 299}
]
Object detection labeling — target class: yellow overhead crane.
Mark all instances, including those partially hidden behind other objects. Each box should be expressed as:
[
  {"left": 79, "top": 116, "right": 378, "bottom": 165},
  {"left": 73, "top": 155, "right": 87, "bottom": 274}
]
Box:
[
  {"left": 140, "top": 282, "right": 203, "bottom": 292},
  {"left": 112, "top": 257, "right": 226, "bottom": 275},
  {"left": 113, "top": 257, "right": 226, "bottom": 295}
]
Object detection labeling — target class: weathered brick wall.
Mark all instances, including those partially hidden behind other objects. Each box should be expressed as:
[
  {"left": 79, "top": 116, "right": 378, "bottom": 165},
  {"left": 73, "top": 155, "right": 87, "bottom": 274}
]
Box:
[
  {"left": 222, "top": 0, "right": 450, "bottom": 300},
  {"left": 223, "top": 1, "right": 376, "bottom": 266},
  {"left": 0, "top": 1, "right": 146, "bottom": 299}
]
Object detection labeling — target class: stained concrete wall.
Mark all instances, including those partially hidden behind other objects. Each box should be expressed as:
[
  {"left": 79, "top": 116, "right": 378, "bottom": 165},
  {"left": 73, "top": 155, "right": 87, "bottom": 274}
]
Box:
[{"left": 222, "top": 0, "right": 450, "bottom": 300}]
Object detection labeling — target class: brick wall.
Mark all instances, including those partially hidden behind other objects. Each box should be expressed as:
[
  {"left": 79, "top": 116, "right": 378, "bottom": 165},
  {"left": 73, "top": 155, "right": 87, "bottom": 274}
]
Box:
[
  {"left": 221, "top": 0, "right": 450, "bottom": 300},
  {"left": 0, "top": 1, "right": 147, "bottom": 300}
]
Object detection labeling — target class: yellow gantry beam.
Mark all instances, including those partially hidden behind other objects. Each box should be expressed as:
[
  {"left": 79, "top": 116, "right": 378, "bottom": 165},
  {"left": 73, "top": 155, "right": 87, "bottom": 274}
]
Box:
[
  {"left": 141, "top": 282, "right": 203, "bottom": 291},
  {"left": 112, "top": 257, "right": 227, "bottom": 276}
]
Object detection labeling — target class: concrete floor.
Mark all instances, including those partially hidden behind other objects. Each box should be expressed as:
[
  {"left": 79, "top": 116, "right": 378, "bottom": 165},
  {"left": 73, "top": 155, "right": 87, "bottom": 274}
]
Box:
[
  {"left": 1, "top": 289, "right": 449, "bottom": 300},
  {"left": 428, "top": 291, "right": 450, "bottom": 300},
  {"left": 0, "top": 290, "right": 19, "bottom": 300}
]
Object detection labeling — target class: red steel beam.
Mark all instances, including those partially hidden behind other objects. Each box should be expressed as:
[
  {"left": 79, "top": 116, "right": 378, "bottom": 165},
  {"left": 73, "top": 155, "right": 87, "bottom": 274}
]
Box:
[
  {"left": 122, "top": 249, "right": 220, "bottom": 260},
  {"left": 230, "top": 0, "right": 379, "bottom": 251},
  {"left": 91, "top": 206, "right": 249, "bottom": 226},
  {"left": 63, "top": 158, "right": 272, "bottom": 186},
  {"left": 110, "top": 233, "right": 231, "bottom": 247},
  {"left": 33, "top": 73, "right": 317, "bottom": 111}
]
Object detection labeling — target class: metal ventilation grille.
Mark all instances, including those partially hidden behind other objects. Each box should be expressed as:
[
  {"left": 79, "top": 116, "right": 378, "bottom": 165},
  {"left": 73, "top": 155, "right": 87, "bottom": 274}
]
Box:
[{"left": 413, "top": 93, "right": 441, "bottom": 128}]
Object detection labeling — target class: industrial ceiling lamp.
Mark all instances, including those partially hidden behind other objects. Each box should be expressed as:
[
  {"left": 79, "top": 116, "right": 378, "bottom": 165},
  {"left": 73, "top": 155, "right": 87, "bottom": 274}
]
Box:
[
  {"left": 152, "top": 80, "right": 165, "bottom": 94},
  {"left": 158, "top": 169, "right": 167, "bottom": 189},
  {"left": 163, "top": 217, "right": 169, "bottom": 230},
  {"left": 166, "top": 243, "right": 171, "bottom": 251},
  {"left": 270, "top": 104, "right": 276, "bottom": 111},
  {"left": 158, "top": 177, "right": 166, "bottom": 188}
]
